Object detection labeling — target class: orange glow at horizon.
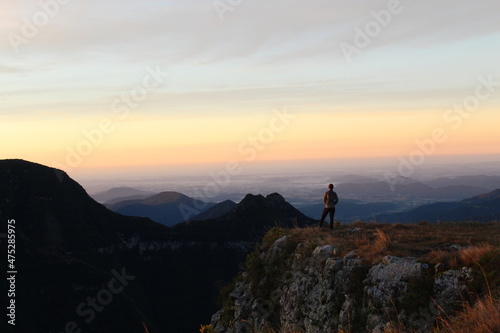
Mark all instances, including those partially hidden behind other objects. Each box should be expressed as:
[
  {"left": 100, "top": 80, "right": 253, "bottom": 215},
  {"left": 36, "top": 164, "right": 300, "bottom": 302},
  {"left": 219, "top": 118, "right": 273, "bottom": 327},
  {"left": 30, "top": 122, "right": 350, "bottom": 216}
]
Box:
[{"left": 2, "top": 108, "right": 499, "bottom": 172}]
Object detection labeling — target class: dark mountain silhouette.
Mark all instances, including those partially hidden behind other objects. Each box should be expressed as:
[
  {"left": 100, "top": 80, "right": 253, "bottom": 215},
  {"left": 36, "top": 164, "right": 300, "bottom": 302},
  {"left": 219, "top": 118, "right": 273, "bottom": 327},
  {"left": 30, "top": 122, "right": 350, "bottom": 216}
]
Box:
[
  {"left": 190, "top": 199, "right": 237, "bottom": 221},
  {"left": 0, "top": 159, "right": 311, "bottom": 333},
  {"left": 91, "top": 186, "right": 155, "bottom": 203},
  {"left": 107, "top": 191, "right": 216, "bottom": 226},
  {"left": 174, "top": 193, "right": 313, "bottom": 242},
  {"left": 374, "top": 189, "right": 500, "bottom": 223},
  {"left": 0, "top": 159, "right": 165, "bottom": 333}
]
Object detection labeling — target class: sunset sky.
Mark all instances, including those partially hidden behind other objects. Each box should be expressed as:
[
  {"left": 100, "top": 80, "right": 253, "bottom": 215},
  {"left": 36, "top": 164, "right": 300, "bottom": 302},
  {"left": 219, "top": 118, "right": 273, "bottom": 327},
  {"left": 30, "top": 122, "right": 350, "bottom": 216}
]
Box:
[{"left": 1, "top": 0, "right": 500, "bottom": 177}]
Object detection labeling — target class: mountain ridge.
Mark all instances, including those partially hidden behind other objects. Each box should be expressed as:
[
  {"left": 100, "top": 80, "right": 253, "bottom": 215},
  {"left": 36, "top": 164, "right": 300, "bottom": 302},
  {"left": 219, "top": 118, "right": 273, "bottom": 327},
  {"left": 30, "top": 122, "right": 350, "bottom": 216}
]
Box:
[
  {"left": 0, "top": 159, "right": 311, "bottom": 333},
  {"left": 91, "top": 186, "right": 155, "bottom": 203},
  {"left": 190, "top": 199, "right": 237, "bottom": 221},
  {"left": 106, "top": 191, "right": 216, "bottom": 226},
  {"left": 374, "top": 188, "right": 500, "bottom": 223}
]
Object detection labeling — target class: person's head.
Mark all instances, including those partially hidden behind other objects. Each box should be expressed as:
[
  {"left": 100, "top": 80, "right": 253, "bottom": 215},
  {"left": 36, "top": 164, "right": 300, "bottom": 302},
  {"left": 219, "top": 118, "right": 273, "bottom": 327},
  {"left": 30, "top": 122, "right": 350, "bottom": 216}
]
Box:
[{"left": 328, "top": 184, "right": 334, "bottom": 190}]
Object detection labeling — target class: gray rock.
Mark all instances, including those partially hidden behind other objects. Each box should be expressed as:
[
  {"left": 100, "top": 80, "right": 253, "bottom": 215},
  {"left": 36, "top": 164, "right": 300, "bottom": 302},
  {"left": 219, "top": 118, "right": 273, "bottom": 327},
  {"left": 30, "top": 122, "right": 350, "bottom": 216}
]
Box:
[
  {"left": 211, "top": 247, "right": 476, "bottom": 333},
  {"left": 313, "top": 245, "right": 338, "bottom": 259},
  {"left": 268, "top": 236, "right": 288, "bottom": 256}
]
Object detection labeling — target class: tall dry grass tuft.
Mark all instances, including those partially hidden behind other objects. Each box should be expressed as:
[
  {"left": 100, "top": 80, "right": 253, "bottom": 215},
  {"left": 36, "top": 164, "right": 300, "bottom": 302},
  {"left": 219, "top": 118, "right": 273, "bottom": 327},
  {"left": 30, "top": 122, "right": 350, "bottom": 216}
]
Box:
[
  {"left": 356, "top": 228, "right": 394, "bottom": 262},
  {"left": 425, "top": 250, "right": 452, "bottom": 265},
  {"left": 373, "top": 228, "right": 392, "bottom": 253},
  {"left": 438, "top": 296, "right": 500, "bottom": 333},
  {"left": 425, "top": 243, "right": 495, "bottom": 270},
  {"left": 457, "top": 244, "right": 493, "bottom": 266}
]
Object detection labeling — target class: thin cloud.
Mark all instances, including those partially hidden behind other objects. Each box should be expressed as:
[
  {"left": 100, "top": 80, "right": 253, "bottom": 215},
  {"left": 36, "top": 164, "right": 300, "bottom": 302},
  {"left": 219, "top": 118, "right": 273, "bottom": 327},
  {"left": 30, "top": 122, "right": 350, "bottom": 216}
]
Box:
[
  {"left": 0, "top": 65, "right": 26, "bottom": 73},
  {"left": 3, "top": 0, "right": 499, "bottom": 63}
]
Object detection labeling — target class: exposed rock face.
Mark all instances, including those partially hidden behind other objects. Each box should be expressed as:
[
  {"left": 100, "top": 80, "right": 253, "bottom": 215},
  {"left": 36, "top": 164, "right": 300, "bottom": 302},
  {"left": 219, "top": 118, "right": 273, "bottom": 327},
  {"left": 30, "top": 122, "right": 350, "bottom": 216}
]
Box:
[{"left": 211, "top": 237, "right": 474, "bottom": 333}]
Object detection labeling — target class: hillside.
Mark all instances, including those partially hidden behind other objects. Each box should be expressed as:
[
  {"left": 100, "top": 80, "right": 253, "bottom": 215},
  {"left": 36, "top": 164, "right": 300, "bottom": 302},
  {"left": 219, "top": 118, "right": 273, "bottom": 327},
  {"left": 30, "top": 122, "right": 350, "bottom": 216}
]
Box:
[
  {"left": 298, "top": 200, "right": 398, "bottom": 221},
  {"left": 0, "top": 159, "right": 312, "bottom": 333},
  {"left": 375, "top": 189, "right": 500, "bottom": 223},
  {"left": 173, "top": 193, "right": 313, "bottom": 242},
  {"left": 0, "top": 159, "right": 166, "bottom": 333},
  {"left": 107, "top": 191, "right": 216, "bottom": 226},
  {"left": 422, "top": 175, "right": 500, "bottom": 189},
  {"left": 190, "top": 199, "right": 238, "bottom": 220},
  {"left": 335, "top": 181, "right": 487, "bottom": 200},
  {"left": 91, "top": 187, "right": 155, "bottom": 203},
  {"left": 210, "top": 222, "right": 500, "bottom": 332}
]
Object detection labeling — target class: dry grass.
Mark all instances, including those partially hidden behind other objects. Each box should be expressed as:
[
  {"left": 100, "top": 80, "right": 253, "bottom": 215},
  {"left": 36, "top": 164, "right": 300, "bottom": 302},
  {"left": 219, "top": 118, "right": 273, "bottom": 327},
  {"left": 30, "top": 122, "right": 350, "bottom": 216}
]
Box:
[
  {"left": 287, "top": 221, "right": 500, "bottom": 264},
  {"left": 424, "top": 243, "right": 495, "bottom": 270},
  {"left": 288, "top": 222, "right": 500, "bottom": 333},
  {"left": 437, "top": 296, "right": 500, "bottom": 333},
  {"left": 372, "top": 228, "right": 392, "bottom": 254},
  {"left": 458, "top": 244, "right": 494, "bottom": 266}
]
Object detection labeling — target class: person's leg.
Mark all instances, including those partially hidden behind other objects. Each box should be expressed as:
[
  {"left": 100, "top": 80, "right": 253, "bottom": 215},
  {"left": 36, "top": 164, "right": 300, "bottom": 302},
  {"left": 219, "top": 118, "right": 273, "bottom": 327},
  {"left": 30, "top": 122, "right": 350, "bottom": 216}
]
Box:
[
  {"left": 329, "top": 207, "right": 336, "bottom": 229},
  {"left": 319, "top": 208, "right": 329, "bottom": 227}
]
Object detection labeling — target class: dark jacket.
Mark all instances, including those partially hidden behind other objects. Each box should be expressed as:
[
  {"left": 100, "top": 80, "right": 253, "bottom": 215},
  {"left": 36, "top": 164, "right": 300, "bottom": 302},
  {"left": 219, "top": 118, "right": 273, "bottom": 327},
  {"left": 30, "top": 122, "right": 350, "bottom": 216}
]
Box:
[{"left": 323, "top": 190, "right": 339, "bottom": 208}]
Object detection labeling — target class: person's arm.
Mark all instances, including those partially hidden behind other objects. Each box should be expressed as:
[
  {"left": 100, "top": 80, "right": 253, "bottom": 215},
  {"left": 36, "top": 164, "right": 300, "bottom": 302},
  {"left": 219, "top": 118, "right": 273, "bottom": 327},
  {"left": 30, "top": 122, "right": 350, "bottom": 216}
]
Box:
[
  {"left": 333, "top": 192, "right": 339, "bottom": 205},
  {"left": 323, "top": 192, "right": 328, "bottom": 204}
]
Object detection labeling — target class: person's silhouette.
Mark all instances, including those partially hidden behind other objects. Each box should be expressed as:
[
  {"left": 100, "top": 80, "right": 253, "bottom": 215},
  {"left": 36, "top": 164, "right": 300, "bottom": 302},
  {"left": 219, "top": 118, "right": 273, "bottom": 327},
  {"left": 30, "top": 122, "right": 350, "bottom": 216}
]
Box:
[{"left": 319, "top": 184, "right": 339, "bottom": 229}]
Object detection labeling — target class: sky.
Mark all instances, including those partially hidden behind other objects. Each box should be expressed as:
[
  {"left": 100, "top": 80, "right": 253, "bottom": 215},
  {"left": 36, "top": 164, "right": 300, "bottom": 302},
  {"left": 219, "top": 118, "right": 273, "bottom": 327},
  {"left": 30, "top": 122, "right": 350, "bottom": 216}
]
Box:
[{"left": 1, "top": 0, "right": 500, "bottom": 178}]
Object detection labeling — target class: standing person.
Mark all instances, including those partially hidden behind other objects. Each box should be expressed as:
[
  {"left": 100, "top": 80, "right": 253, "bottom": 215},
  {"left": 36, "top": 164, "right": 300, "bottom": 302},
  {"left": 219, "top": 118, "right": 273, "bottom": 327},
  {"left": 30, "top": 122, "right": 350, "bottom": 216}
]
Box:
[{"left": 319, "top": 184, "right": 339, "bottom": 230}]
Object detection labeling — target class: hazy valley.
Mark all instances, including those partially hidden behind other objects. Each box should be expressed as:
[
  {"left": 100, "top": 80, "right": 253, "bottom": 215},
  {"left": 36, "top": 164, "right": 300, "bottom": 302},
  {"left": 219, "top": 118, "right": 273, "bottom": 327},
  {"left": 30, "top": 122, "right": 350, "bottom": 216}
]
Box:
[{"left": 89, "top": 168, "right": 500, "bottom": 225}]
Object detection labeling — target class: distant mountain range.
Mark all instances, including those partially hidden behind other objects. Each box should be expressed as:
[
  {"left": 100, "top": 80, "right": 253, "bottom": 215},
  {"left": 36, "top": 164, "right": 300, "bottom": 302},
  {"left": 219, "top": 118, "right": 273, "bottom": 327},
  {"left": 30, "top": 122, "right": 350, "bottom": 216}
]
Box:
[
  {"left": 92, "top": 186, "right": 155, "bottom": 203},
  {"left": 335, "top": 181, "right": 487, "bottom": 200},
  {"left": 93, "top": 174, "right": 500, "bottom": 225},
  {"left": 297, "top": 200, "right": 399, "bottom": 221},
  {"left": 334, "top": 174, "right": 500, "bottom": 190},
  {"left": 421, "top": 175, "right": 500, "bottom": 189},
  {"left": 105, "top": 191, "right": 217, "bottom": 226},
  {"left": 0, "top": 159, "right": 312, "bottom": 333},
  {"left": 373, "top": 189, "right": 500, "bottom": 223}
]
